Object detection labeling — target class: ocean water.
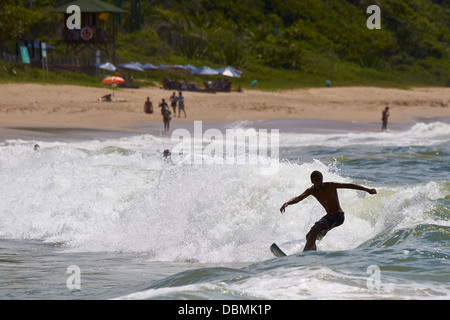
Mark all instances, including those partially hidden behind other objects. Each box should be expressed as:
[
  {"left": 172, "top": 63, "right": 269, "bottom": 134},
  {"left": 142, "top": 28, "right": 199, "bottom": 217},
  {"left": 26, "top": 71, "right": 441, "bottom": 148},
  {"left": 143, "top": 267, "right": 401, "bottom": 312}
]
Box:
[{"left": 0, "top": 119, "right": 448, "bottom": 300}]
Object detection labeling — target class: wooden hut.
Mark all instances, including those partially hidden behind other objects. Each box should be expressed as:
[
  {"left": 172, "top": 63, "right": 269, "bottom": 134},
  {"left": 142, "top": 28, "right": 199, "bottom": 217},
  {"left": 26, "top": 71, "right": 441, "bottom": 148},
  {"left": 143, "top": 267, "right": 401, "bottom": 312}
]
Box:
[{"left": 53, "top": 0, "right": 128, "bottom": 64}]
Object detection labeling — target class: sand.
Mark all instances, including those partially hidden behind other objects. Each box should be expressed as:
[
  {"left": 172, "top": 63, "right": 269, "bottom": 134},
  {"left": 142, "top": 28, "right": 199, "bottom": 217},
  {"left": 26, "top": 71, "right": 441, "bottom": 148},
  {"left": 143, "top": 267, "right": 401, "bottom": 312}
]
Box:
[{"left": 0, "top": 83, "right": 448, "bottom": 139}]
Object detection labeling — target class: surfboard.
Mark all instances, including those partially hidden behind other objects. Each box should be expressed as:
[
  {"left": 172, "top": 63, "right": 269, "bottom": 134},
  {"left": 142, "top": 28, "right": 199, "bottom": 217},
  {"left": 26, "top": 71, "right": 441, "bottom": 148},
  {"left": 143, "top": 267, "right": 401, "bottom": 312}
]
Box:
[{"left": 270, "top": 243, "right": 287, "bottom": 257}]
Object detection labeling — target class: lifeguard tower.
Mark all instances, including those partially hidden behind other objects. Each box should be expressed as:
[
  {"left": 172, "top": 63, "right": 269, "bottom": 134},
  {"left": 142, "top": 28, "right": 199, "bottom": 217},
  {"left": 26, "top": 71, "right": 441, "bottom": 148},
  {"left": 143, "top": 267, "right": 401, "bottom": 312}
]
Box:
[{"left": 53, "top": 0, "right": 128, "bottom": 65}]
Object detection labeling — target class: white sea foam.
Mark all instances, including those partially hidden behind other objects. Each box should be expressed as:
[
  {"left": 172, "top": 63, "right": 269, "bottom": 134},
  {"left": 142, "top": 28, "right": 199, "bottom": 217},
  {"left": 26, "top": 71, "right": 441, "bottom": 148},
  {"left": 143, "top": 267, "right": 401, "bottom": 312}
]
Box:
[
  {"left": 0, "top": 124, "right": 447, "bottom": 263},
  {"left": 279, "top": 121, "right": 450, "bottom": 147},
  {"left": 116, "top": 262, "right": 450, "bottom": 300}
]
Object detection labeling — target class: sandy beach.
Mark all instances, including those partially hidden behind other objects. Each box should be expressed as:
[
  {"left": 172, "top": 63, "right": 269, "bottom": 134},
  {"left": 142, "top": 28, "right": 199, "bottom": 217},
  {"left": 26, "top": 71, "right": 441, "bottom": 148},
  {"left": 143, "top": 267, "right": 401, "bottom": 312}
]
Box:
[
  {"left": 1, "top": 83, "right": 449, "bottom": 300},
  {"left": 0, "top": 83, "right": 448, "bottom": 140}
]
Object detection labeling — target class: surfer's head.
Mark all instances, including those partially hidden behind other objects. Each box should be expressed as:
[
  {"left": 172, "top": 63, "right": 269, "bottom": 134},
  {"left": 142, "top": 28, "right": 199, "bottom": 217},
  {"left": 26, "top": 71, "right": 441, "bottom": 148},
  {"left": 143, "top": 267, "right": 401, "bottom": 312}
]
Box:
[{"left": 310, "top": 170, "right": 323, "bottom": 184}]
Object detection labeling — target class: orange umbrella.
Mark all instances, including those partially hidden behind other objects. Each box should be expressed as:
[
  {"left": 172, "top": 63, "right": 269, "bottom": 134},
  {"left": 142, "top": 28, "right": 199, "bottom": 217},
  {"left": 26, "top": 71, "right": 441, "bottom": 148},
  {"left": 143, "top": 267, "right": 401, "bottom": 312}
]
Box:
[
  {"left": 102, "top": 76, "right": 125, "bottom": 84},
  {"left": 102, "top": 76, "right": 125, "bottom": 99}
]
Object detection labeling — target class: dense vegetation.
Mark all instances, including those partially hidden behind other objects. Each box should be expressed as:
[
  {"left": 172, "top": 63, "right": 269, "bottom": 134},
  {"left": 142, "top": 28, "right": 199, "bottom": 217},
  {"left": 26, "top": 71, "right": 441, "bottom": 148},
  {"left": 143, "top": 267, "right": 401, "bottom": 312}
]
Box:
[{"left": 1, "top": 0, "right": 449, "bottom": 89}]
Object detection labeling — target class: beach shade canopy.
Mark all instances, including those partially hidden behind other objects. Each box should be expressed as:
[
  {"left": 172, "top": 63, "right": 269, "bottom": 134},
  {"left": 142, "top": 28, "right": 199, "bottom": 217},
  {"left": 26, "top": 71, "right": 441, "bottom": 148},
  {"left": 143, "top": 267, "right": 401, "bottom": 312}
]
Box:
[
  {"left": 184, "top": 64, "right": 197, "bottom": 71},
  {"left": 171, "top": 64, "right": 192, "bottom": 70},
  {"left": 102, "top": 76, "right": 125, "bottom": 84},
  {"left": 96, "top": 62, "right": 117, "bottom": 72},
  {"left": 118, "top": 62, "right": 144, "bottom": 72},
  {"left": 192, "top": 66, "right": 219, "bottom": 75},
  {"left": 142, "top": 63, "right": 158, "bottom": 70},
  {"left": 216, "top": 66, "right": 242, "bottom": 78}
]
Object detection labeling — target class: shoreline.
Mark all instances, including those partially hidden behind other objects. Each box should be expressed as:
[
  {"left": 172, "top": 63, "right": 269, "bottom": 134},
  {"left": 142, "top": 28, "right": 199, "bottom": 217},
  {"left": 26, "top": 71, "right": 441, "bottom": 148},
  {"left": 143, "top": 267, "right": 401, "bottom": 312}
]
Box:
[
  {"left": 0, "top": 83, "right": 448, "bottom": 142},
  {"left": 2, "top": 116, "right": 449, "bottom": 143}
]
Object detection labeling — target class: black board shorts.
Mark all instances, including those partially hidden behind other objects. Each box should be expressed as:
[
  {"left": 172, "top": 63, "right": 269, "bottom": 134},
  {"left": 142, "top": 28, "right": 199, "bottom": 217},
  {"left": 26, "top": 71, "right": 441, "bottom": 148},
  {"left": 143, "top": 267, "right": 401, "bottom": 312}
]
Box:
[{"left": 312, "top": 211, "right": 345, "bottom": 240}]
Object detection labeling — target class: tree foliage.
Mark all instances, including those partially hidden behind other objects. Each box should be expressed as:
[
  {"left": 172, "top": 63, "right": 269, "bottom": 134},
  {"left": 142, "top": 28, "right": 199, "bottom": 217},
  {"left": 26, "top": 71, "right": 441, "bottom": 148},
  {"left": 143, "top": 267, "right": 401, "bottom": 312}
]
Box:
[
  {"left": 0, "top": 0, "right": 42, "bottom": 43},
  {"left": 2, "top": 0, "right": 449, "bottom": 85},
  {"left": 140, "top": 0, "right": 449, "bottom": 73}
]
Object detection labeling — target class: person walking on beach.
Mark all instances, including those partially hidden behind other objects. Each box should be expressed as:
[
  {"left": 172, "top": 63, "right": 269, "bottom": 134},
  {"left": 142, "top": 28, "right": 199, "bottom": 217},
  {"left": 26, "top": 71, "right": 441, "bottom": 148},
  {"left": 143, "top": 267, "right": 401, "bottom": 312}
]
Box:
[
  {"left": 280, "top": 170, "right": 377, "bottom": 251},
  {"left": 144, "top": 97, "right": 153, "bottom": 114},
  {"left": 382, "top": 106, "right": 390, "bottom": 131},
  {"left": 159, "top": 98, "right": 169, "bottom": 115},
  {"left": 177, "top": 91, "right": 186, "bottom": 118},
  {"left": 159, "top": 98, "right": 171, "bottom": 132},
  {"left": 162, "top": 107, "right": 171, "bottom": 132},
  {"left": 170, "top": 92, "right": 177, "bottom": 117}
]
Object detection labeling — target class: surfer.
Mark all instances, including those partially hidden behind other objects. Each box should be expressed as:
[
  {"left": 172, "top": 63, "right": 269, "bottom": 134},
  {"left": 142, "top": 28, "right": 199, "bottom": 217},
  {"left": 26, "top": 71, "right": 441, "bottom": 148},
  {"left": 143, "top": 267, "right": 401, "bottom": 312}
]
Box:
[
  {"left": 280, "top": 170, "right": 377, "bottom": 251},
  {"left": 382, "top": 106, "right": 390, "bottom": 131}
]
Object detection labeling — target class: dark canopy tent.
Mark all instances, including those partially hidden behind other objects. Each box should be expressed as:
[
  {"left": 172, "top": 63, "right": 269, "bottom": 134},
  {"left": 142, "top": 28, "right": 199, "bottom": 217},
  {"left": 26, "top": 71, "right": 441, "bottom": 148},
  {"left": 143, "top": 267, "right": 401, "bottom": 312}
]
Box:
[{"left": 53, "top": 0, "right": 128, "bottom": 14}]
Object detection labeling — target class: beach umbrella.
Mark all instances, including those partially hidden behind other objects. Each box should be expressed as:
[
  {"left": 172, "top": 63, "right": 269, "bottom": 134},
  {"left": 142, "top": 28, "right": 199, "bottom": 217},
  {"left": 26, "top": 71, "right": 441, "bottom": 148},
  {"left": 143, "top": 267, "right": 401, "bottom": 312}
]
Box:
[
  {"left": 97, "top": 62, "right": 117, "bottom": 72},
  {"left": 184, "top": 64, "right": 197, "bottom": 72},
  {"left": 102, "top": 76, "right": 125, "bottom": 98},
  {"left": 102, "top": 76, "right": 125, "bottom": 84},
  {"left": 163, "top": 64, "right": 195, "bottom": 74},
  {"left": 192, "top": 66, "right": 219, "bottom": 75},
  {"left": 216, "top": 66, "right": 242, "bottom": 78},
  {"left": 118, "top": 62, "right": 145, "bottom": 72},
  {"left": 172, "top": 64, "right": 188, "bottom": 69},
  {"left": 142, "top": 63, "right": 158, "bottom": 70}
]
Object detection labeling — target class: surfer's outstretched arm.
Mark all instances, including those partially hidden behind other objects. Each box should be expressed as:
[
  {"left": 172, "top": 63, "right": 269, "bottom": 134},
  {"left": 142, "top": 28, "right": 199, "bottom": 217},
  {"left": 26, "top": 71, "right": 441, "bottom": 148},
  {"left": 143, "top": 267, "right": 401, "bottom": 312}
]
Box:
[
  {"left": 332, "top": 182, "right": 377, "bottom": 194},
  {"left": 280, "top": 188, "right": 312, "bottom": 214}
]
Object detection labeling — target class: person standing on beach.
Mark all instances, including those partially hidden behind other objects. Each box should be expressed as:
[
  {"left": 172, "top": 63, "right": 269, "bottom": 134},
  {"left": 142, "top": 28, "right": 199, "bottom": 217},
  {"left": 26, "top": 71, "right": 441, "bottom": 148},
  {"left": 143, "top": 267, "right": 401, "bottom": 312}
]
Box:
[
  {"left": 280, "top": 170, "right": 377, "bottom": 251},
  {"left": 382, "top": 106, "right": 390, "bottom": 131},
  {"left": 177, "top": 91, "right": 186, "bottom": 118},
  {"left": 144, "top": 97, "right": 153, "bottom": 114},
  {"left": 170, "top": 92, "right": 177, "bottom": 117}
]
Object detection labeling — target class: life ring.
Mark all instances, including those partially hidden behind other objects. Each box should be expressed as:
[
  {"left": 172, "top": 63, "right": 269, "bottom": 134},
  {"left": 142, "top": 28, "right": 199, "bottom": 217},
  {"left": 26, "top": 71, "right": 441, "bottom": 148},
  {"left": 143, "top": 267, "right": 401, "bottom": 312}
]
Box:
[{"left": 80, "top": 27, "right": 93, "bottom": 41}]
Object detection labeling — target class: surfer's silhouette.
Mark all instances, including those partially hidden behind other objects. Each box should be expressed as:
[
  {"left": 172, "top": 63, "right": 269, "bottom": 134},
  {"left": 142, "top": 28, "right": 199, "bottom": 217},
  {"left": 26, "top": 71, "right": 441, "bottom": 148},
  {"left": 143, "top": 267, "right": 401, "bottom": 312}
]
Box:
[{"left": 280, "top": 171, "right": 377, "bottom": 251}]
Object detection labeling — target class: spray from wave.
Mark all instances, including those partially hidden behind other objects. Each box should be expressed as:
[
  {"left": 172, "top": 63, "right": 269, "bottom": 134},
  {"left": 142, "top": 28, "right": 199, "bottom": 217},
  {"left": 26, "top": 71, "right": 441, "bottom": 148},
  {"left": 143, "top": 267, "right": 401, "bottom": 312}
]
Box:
[{"left": 1, "top": 124, "right": 447, "bottom": 263}]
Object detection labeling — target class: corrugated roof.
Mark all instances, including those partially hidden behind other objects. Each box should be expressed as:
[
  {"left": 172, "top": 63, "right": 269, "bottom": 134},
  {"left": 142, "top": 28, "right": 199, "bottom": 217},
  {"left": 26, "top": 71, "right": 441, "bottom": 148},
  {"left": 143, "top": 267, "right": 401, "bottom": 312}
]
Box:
[{"left": 53, "top": 0, "right": 128, "bottom": 13}]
